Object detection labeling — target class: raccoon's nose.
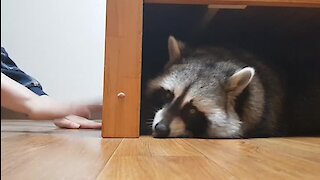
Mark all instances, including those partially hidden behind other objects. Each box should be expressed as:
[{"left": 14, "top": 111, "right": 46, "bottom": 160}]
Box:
[{"left": 154, "top": 123, "right": 170, "bottom": 138}]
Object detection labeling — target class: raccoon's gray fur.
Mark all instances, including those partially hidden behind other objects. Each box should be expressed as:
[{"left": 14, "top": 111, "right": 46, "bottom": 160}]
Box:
[{"left": 147, "top": 36, "right": 284, "bottom": 138}]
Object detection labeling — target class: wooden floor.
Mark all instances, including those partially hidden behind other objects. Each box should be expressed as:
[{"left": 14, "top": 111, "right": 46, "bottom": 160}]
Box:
[{"left": 1, "top": 120, "right": 320, "bottom": 180}]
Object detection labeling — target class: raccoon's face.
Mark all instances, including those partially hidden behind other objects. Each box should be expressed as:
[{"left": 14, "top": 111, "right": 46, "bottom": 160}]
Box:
[{"left": 147, "top": 36, "right": 255, "bottom": 138}]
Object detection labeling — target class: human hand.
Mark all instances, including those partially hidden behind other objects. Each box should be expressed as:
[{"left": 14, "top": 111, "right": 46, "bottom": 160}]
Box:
[
  {"left": 27, "top": 96, "right": 101, "bottom": 120},
  {"left": 69, "top": 104, "right": 92, "bottom": 119},
  {"left": 70, "top": 104, "right": 103, "bottom": 119},
  {"left": 53, "top": 115, "right": 102, "bottom": 129},
  {"left": 1, "top": 72, "right": 102, "bottom": 129}
]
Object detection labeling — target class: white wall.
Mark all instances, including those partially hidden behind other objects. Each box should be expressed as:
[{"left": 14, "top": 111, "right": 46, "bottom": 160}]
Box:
[{"left": 1, "top": 0, "right": 106, "bottom": 103}]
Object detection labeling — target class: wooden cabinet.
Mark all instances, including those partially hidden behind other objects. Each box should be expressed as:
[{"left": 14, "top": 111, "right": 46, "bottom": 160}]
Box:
[{"left": 102, "top": 0, "right": 320, "bottom": 138}]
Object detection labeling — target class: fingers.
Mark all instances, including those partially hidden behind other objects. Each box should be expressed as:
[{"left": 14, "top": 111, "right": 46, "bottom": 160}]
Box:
[
  {"left": 68, "top": 115, "right": 101, "bottom": 129},
  {"left": 53, "top": 118, "right": 81, "bottom": 129},
  {"left": 54, "top": 115, "right": 102, "bottom": 129}
]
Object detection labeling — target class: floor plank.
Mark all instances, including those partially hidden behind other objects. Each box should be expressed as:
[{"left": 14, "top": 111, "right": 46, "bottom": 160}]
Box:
[
  {"left": 1, "top": 120, "right": 121, "bottom": 180},
  {"left": 282, "top": 137, "right": 320, "bottom": 146},
  {"left": 111, "top": 137, "right": 203, "bottom": 157},
  {"left": 97, "top": 156, "right": 235, "bottom": 180},
  {"left": 252, "top": 138, "right": 320, "bottom": 163},
  {"left": 185, "top": 138, "right": 320, "bottom": 179},
  {"left": 2, "top": 120, "right": 320, "bottom": 180},
  {"left": 97, "top": 137, "right": 235, "bottom": 180}
]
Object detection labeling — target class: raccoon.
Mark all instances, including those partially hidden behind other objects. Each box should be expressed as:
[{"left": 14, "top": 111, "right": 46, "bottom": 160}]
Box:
[{"left": 146, "top": 36, "right": 284, "bottom": 138}]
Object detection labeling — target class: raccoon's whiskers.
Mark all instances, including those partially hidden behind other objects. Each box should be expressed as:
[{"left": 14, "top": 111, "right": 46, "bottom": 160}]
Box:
[
  {"left": 153, "top": 107, "right": 162, "bottom": 114},
  {"left": 146, "top": 118, "right": 153, "bottom": 122},
  {"left": 146, "top": 124, "right": 152, "bottom": 128}
]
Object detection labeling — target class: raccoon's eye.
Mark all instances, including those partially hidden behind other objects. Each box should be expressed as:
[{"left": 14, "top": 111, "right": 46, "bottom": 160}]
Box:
[
  {"left": 189, "top": 108, "right": 197, "bottom": 115},
  {"left": 149, "top": 88, "right": 174, "bottom": 109},
  {"left": 181, "top": 103, "right": 199, "bottom": 118},
  {"left": 160, "top": 88, "right": 174, "bottom": 103},
  {"left": 181, "top": 103, "right": 208, "bottom": 137},
  {"left": 186, "top": 107, "right": 198, "bottom": 117},
  {"left": 164, "top": 91, "right": 174, "bottom": 101}
]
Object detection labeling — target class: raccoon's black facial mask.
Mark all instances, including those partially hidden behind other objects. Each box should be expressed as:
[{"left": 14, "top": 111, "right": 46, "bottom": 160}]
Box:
[
  {"left": 149, "top": 86, "right": 209, "bottom": 138},
  {"left": 180, "top": 102, "right": 209, "bottom": 137},
  {"left": 149, "top": 87, "right": 174, "bottom": 110},
  {"left": 151, "top": 99, "right": 209, "bottom": 138}
]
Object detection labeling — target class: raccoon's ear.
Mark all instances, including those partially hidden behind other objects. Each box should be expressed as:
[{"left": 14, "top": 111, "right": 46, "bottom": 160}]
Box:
[
  {"left": 226, "top": 67, "right": 255, "bottom": 96},
  {"left": 168, "top": 36, "right": 185, "bottom": 62}
]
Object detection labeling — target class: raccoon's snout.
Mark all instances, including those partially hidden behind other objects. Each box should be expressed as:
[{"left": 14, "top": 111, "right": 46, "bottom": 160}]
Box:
[{"left": 154, "top": 123, "right": 170, "bottom": 138}]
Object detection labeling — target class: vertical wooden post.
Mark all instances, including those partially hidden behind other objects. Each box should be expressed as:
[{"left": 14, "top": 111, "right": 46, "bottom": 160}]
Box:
[{"left": 102, "top": 0, "right": 143, "bottom": 137}]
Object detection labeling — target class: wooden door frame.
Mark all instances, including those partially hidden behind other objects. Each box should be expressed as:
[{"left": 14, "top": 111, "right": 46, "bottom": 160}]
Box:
[{"left": 102, "top": 0, "right": 143, "bottom": 137}]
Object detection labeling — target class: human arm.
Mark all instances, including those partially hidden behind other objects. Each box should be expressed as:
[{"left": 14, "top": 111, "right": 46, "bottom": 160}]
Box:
[{"left": 1, "top": 73, "right": 101, "bottom": 128}]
